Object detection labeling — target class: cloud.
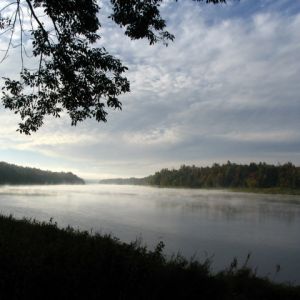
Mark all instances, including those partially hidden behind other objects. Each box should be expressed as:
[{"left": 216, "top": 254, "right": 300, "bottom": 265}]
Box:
[{"left": 0, "top": 0, "right": 300, "bottom": 178}]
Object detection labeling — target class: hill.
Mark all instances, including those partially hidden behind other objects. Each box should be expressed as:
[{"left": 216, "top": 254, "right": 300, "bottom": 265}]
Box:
[{"left": 0, "top": 162, "right": 84, "bottom": 185}]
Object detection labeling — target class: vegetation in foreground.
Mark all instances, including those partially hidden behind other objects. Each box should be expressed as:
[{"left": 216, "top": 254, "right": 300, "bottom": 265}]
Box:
[
  {"left": 0, "top": 161, "right": 84, "bottom": 185},
  {"left": 99, "top": 162, "right": 300, "bottom": 195},
  {"left": 0, "top": 215, "right": 299, "bottom": 299}
]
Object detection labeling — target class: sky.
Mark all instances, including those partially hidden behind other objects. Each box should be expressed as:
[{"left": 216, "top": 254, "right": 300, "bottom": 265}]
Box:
[{"left": 0, "top": 0, "right": 300, "bottom": 179}]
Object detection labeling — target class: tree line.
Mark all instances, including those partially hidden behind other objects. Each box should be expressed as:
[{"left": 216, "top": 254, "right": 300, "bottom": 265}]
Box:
[
  {"left": 100, "top": 162, "right": 300, "bottom": 189},
  {"left": 0, "top": 162, "right": 84, "bottom": 185}
]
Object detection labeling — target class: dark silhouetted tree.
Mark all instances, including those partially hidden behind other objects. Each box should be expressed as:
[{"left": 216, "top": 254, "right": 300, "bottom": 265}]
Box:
[{"left": 0, "top": 0, "right": 225, "bottom": 134}]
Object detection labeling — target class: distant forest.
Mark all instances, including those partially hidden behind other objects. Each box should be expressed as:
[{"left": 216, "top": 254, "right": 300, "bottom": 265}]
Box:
[
  {"left": 0, "top": 162, "right": 84, "bottom": 185},
  {"left": 99, "top": 162, "right": 300, "bottom": 189}
]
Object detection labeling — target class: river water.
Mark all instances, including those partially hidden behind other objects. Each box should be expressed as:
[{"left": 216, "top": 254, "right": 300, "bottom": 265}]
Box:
[{"left": 0, "top": 184, "right": 299, "bottom": 284}]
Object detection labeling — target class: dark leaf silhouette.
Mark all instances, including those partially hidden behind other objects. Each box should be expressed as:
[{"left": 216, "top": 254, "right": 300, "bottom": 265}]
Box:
[{"left": 0, "top": 0, "right": 226, "bottom": 134}]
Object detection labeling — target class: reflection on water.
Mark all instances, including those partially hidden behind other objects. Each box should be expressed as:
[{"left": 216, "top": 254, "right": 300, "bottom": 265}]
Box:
[
  {"left": 157, "top": 192, "right": 300, "bottom": 224},
  {"left": 0, "top": 184, "right": 299, "bottom": 284}
]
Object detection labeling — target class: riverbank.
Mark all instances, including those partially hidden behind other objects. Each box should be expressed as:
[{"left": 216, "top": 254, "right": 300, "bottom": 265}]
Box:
[
  {"left": 99, "top": 183, "right": 300, "bottom": 196},
  {"left": 230, "top": 187, "right": 300, "bottom": 195},
  {"left": 99, "top": 162, "right": 300, "bottom": 195},
  {"left": 0, "top": 214, "right": 299, "bottom": 299},
  {"left": 153, "top": 186, "right": 300, "bottom": 195}
]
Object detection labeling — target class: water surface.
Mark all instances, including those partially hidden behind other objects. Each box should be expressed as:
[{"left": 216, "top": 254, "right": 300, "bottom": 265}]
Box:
[{"left": 0, "top": 184, "right": 299, "bottom": 284}]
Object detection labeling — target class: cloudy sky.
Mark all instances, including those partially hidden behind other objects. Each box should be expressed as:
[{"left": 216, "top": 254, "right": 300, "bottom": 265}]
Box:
[{"left": 0, "top": 0, "right": 300, "bottom": 179}]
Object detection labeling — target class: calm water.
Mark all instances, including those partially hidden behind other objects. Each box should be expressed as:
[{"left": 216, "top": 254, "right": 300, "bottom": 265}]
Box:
[{"left": 0, "top": 184, "right": 299, "bottom": 284}]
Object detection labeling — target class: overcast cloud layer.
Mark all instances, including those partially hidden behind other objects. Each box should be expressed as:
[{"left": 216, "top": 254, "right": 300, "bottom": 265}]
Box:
[{"left": 0, "top": 0, "right": 300, "bottom": 179}]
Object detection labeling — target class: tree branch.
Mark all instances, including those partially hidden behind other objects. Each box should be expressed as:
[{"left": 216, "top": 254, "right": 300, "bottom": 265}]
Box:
[
  {"left": 24, "top": 0, "right": 51, "bottom": 46},
  {"left": 0, "top": 7, "right": 18, "bottom": 64}
]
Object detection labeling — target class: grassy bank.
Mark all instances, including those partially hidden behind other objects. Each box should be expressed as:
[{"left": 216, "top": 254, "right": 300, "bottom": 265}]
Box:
[{"left": 0, "top": 215, "right": 299, "bottom": 299}]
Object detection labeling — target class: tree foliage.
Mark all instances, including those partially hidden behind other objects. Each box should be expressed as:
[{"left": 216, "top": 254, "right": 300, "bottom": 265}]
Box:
[
  {"left": 0, "top": 0, "right": 225, "bottom": 134},
  {"left": 0, "top": 161, "right": 84, "bottom": 184},
  {"left": 99, "top": 162, "right": 300, "bottom": 189}
]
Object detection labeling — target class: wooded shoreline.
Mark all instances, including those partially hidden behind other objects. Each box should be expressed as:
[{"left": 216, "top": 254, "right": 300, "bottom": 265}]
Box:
[
  {"left": 0, "top": 161, "right": 84, "bottom": 185},
  {"left": 99, "top": 162, "right": 300, "bottom": 195}
]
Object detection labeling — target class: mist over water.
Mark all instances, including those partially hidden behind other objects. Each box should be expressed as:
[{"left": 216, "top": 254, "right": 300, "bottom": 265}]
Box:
[{"left": 0, "top": 184, "right": 299, "bottom": 284}]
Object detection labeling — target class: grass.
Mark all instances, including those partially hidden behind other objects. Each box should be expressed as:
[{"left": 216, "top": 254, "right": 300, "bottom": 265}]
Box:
[{"left": 0, "top": 214, "right": 299, "bottom": 299}]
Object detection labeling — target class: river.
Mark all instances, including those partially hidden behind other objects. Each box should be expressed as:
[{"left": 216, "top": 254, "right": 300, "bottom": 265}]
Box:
[{"left": 0, "top": 184, "right": 299, "bottom": 284}]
